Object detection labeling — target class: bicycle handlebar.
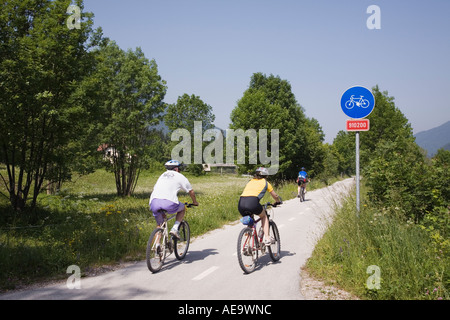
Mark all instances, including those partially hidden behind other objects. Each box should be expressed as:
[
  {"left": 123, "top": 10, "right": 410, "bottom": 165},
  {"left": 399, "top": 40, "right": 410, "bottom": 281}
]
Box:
[
  {"left": 184, "top": 203, "right": 197, "bottom": 208},
  {"left": 264, "top": 196, "right": 283, "bottom": 209}
]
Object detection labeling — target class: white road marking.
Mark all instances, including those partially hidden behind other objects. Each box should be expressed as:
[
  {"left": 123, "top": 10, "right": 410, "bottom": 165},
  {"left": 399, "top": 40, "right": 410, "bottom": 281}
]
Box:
[{"left": 192, "top": 266, "right": 219, "bottom": 281}]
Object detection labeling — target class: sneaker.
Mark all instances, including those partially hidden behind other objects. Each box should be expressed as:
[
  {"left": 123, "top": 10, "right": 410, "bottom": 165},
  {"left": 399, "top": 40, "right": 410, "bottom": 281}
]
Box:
[
  {"left": 170, "top": 229, "right": 180, "bottom": 240},
  {"left": 264, "top": 236, "right": 275, "bottom": 245}
]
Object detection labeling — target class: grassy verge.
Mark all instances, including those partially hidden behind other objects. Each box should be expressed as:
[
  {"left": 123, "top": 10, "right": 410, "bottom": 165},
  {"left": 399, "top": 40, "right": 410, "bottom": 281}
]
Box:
[
  {"left": 305, "top": 184, "right": 449, "bottom": 300},
  {"left": 0, "top": 169, "right": 331, "bottom": 291}
]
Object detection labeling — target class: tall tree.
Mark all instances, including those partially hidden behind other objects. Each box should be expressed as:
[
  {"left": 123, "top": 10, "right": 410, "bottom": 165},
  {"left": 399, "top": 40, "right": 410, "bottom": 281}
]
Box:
[
  {"left": 0, "top": 0, "right": 96, "bottom": 212},
  {"left": 76, "top": 41, "right": 167, "bottom": 196},
  {"left": 230, "top": 73, "right": 324, "bottom": 179},
  {"left": 165, "top": 93, "right": 215, "bottom": 134},
  {"left": 165, "top": 94, "right": 215, "bottom": 174}
]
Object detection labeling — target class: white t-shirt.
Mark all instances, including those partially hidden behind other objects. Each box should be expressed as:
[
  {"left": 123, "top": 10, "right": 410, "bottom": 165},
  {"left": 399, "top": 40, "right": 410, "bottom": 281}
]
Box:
[{"left": 149, "top": 170, "right": 193, "bottom": 204}]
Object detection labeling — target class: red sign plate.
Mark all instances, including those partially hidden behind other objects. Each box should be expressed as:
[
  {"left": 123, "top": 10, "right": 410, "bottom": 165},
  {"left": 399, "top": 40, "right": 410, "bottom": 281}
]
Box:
[{"left": 346, "top": 119, "right": 370, "bottom": 131}]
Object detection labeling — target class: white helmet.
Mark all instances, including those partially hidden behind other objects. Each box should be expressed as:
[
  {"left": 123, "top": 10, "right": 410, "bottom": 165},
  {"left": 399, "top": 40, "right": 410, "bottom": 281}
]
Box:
[
  {"left": 255, "top": 167, "right": 269, "bottom": 176},
  {"left": 165, "top": 159, "right": 181, "bottom": 170}
]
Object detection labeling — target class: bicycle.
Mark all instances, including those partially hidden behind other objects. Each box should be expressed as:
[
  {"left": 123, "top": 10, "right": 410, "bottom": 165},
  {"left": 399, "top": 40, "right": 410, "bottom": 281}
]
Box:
[
  {"left": 237, "top": 199, "right": 282, "bottom": 274},
  {"left": 146, "top": 203, "right": 194, "bottom": 273},
  {"left": 344, "top": 95, "right": 370, "bottom": 109}
]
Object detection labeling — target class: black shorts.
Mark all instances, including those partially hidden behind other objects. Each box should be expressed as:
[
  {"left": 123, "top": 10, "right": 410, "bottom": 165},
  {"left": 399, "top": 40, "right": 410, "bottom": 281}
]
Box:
[
  {"left": 238, "top": 196, "right": 263, "bottom": 216},
  {"left": 297, "top": 178, "right": 307, "bottom": 186}
]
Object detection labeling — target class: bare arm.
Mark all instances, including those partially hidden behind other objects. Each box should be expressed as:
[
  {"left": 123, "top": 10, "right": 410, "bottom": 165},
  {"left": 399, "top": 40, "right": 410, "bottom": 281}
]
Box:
[
  {"left": 270, "top": 190, "right": 280, "bottom": 203},
  {"left": 189, "top": 189, "right": 199, "bottom": 206}
]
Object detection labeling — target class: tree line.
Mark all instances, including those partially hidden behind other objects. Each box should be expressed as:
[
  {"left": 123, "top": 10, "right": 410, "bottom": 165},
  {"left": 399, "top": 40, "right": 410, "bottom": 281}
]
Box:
[
  {"left": 2, "top": 0, "right": 448, "bottom": 225},
  {"left": 0, "top": 0, "right": 322, "bottom": 212}
]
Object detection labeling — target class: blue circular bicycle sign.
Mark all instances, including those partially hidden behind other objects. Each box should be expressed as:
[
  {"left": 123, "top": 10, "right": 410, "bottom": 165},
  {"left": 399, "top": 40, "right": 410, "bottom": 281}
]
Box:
[{"left": 340, "top": 86, "right": 375, "bottom": 119}]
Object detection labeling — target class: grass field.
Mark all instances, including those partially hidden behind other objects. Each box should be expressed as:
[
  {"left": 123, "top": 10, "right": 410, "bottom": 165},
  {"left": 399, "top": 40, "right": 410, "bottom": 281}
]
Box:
[{"left": 0, "top": 169, "right": 327, "bottom": 291}]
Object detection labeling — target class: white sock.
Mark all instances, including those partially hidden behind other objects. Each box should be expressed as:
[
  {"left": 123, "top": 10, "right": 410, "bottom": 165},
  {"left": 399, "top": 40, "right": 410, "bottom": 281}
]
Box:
[{"left": 172, "top": 221, "right": 181, "bottom": 231}]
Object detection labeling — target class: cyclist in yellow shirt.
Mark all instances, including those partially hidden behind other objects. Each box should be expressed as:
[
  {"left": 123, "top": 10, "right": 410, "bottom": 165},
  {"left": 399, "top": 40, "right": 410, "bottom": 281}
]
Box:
[{"left": 238, "top": 167, "right": 281, "bottom": 245}]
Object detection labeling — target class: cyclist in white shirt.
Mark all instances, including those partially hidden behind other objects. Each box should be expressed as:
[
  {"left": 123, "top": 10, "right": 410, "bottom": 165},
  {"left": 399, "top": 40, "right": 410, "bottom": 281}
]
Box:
[{"left": 149, "top": 160, "right": 198, "bottom": 239}]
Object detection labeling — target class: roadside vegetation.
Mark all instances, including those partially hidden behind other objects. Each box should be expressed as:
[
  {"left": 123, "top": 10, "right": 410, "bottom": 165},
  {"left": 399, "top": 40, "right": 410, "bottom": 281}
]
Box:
[{"left": 306, "top": 143, "right": 449, "bottom": 300}]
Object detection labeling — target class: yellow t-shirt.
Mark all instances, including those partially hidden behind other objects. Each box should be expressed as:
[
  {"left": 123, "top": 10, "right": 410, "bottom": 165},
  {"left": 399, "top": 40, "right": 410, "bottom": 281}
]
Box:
[{"left": 241, "top": 178, "right": 273, "bottom": 199}]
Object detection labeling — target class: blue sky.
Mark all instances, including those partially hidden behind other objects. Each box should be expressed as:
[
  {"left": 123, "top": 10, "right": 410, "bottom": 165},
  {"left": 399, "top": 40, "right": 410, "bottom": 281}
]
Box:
[{"left": 83, "top": 0, "right": 450, "bottom": 143}]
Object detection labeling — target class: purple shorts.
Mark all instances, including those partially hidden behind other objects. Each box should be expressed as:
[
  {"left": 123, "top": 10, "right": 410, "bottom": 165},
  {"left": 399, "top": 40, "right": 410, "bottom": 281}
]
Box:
[{"left": 150, "top": 199, "right": 185, "bottom": 225}]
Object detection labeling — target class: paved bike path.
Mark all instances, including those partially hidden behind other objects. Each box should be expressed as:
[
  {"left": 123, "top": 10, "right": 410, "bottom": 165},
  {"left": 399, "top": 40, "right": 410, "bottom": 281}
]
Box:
[{"left": 0, "top": 178, "right": 354, "bottom": 300}]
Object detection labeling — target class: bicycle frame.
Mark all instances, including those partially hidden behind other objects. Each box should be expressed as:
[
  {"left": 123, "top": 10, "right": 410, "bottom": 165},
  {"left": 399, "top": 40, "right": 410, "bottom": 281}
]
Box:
[
  {"left": 150, "top": 204, "right": 192, "bottom": 260},
  {"left": 243, "top": 206, "right": 274, "bottom": 252},
  {"left": 157, "top": 213, "right": 177, "bottom": 254}
]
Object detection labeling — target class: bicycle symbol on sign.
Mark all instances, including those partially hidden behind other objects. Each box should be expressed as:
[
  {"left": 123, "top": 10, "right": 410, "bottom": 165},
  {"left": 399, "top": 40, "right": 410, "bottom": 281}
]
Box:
[{"left": 345, "top": 95, "right": 370, "bottom": 110}]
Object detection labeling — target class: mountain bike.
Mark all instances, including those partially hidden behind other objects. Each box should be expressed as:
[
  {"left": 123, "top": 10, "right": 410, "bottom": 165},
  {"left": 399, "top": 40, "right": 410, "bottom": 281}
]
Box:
[
  {"left": 237, "top": 200, "right": 282, "bottom": 274},
  {"left": 146, "top": 203, "right": 194, "bottom": 273}
]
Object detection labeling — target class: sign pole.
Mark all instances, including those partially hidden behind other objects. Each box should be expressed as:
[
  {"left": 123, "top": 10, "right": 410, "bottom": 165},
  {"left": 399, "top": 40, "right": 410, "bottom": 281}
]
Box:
[
  {"left": 341, "top": 86, "right": 375, "bottom": 218},
  {"left": 355, "top": 131, "right": 360, "bottom": 216}
]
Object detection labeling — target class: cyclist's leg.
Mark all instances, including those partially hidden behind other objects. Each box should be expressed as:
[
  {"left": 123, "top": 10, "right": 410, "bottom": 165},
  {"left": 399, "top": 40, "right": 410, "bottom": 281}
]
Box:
[
  {"left": 170, "top": 202, "right": 186, "bottom": 238},
  {"left": 256, "top": 208, "right": 271, "bottom": 243},
  {"left": 175, "top": 203, "right": 186, "bottom": 223},
  {"left": 149, "top": 211, "right": 165, "bottom": 251},
  {"left": 150, "top": 201, "right": 166, "bottom": 244}
]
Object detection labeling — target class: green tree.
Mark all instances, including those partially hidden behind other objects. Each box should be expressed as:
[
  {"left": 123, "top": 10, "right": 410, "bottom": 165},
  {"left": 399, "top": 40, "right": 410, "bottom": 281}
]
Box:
[
  {"left": 317, "top": 143, "right": 340, "bottom": 185},
  {"left": 0, "top": 0, "right": 96, "bottom": 212},
  {"left": 165, "top": 93, "right": 215, "bottom": 134},
  {"left": 165, "top": 94, "right": 215, "bottom": 175},
  {"left": 76, "top": 41, "right": 167, "bottom": 196},
  {"left": 333, "top": 130, "right": 355, "bottom": 175},
  {"left": 230, "top": 72, "right": 324, "bottom": 179},
  {"left": 361, "top": 85, "right": 413, "bottom": 164},
  {"left": 364, "top": 136, "right": 431, "bottom": 220}
]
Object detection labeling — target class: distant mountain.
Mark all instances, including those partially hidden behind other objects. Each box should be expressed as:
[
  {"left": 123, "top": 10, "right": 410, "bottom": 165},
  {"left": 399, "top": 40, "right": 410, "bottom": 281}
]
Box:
[{"left": 414, "top": 120, "right": 450, "bottom": 157}]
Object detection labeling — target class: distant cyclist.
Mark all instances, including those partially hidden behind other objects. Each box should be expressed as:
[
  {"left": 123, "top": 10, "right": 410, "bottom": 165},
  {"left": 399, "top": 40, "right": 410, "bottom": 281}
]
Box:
[
  {"left": 297, "top": 167, "right": 310, "bottom": 197},
  {"left": 238, "top": 167, "right": 281, "bottom": 245},
  {"left": 149, "top": 160, "right": 198, "bottom": 239}
]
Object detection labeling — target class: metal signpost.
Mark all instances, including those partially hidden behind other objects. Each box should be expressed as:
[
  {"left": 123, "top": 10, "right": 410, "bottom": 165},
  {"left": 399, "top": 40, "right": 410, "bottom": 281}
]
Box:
[{"left": 341, "top": 86, "right": 375, "bottom": 216}]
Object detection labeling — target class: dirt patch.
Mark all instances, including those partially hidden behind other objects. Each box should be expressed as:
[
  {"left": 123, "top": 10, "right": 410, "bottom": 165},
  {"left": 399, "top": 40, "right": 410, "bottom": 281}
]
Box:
[{"left": 300, "top": 267, "right": 360, "bottom": 300}]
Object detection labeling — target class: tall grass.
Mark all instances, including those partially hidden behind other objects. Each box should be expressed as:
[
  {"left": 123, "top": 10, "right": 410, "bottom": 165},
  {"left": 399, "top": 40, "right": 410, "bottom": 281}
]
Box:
[{"left": 306, "top": 185, "right": 448, "bottom": 300}]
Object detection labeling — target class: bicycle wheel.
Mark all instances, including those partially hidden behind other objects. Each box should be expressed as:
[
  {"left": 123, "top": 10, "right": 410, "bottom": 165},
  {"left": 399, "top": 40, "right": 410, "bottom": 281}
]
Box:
[
  {"left": 345, "top": 100, "right": 354, "bottom": 109},
  {"left": 361, "top": 99, "right": 370, "bottom": 108},
  {"left": 146, "top": 227, "right": 165, "bottom": 273},
  {"left": 268, "top": 221, "right": 281, "bottom": 262},
  {"left": 299, "top": 186, "right": 305, "bottom": 202},
  {"left": 174, "top": 220, "right": 190, "bottom": 260},
  {"left": 237, "top": 227, "right": 258, "bottom": 274}
]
